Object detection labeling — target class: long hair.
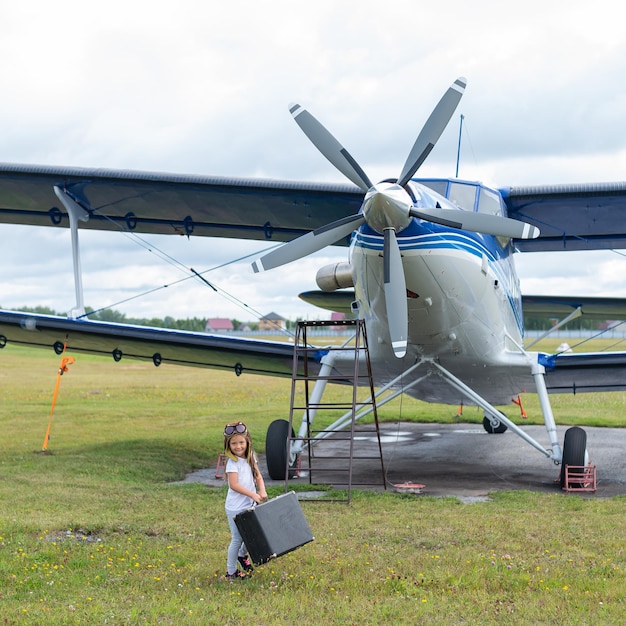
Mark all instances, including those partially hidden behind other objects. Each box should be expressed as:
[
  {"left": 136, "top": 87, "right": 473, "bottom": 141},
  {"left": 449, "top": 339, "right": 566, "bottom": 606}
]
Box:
[{"left": 223, "top": 423, "right": 260, "bottom": 480}]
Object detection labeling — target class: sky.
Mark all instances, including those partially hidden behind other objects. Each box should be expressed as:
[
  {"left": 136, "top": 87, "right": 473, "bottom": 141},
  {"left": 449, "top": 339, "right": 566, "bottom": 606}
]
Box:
[{"left": 1, "top": 0, "right": 625, "bottom": 323}]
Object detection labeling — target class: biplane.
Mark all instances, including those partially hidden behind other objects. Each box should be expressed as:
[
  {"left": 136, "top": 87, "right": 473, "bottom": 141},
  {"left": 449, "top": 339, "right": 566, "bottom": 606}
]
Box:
[{"left": 2, "top": 77, "right": 626, "bottom": 486}]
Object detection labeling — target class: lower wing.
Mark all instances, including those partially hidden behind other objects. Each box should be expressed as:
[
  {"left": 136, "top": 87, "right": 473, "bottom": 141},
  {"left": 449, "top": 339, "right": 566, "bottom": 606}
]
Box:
[
  {"left": 3, "top": 306, "right": 626, "bottom": 396},
  {"left": 0, "top": 309, "right": 314, "bottom": 378}
]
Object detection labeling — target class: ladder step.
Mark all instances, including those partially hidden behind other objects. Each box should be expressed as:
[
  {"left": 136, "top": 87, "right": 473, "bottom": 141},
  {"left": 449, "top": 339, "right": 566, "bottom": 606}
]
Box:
[
  {"left": 293, "top": 431, "right": 374, "bottom": 437},
  {"left": 301, "top": 459, "right": 386, "bottom": 465},
  {"left": 290, "top": 404, "right": 375, "bottom": 410}
]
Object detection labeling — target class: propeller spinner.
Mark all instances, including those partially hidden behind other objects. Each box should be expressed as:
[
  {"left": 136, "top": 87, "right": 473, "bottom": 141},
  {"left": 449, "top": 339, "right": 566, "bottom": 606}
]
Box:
[{"left": 252, "top": 77, "right": 539, "bottom": 358}]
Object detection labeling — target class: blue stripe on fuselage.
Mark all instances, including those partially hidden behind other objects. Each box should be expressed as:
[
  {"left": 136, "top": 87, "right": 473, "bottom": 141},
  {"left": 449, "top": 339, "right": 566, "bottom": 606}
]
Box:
[{"left": 354, "top": 220, "right": 524, "bottom": 336}]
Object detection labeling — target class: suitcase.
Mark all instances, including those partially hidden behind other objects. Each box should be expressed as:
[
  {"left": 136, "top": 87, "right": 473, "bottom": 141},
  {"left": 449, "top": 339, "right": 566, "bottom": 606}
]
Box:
[{"left": 234, "top": 491, "right": 314, "bottom": 565}]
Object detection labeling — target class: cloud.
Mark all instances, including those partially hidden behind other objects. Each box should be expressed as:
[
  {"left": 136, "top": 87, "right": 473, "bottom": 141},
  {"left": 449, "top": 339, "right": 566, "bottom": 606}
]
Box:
[{"left": 1, "top": 0, "right": 626, "bottom": 321}]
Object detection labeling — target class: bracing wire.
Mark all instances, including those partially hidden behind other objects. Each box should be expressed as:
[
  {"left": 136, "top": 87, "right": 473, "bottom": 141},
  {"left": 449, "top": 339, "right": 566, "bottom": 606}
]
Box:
[{"left": 78, "top": 209, "right": 292, "bottom": 334}]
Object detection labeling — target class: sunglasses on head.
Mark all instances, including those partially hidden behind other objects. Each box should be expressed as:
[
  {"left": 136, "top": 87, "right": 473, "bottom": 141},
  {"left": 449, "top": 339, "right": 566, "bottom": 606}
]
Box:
[{"left": 224, "top": 422, "right": 247, "bottom": 436}]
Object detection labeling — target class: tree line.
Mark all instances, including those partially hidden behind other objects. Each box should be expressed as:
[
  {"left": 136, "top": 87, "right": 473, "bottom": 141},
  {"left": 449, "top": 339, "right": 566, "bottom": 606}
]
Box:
[
  {"left": 5, "top": 305, "right": 610, "bottom": 332},
  {"left": 6, "top": 306, "right": 305, "bottom": 332}
]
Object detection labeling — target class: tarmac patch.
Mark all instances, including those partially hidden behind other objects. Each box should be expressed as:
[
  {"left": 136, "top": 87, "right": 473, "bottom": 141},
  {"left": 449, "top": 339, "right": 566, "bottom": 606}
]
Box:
[{"left": 354, "top": 431, "right": 413, "bottom": 443}]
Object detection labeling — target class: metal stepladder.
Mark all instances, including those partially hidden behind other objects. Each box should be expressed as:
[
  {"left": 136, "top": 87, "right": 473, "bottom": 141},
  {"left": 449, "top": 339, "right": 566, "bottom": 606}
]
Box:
[{"left": 284, "top": 319, "right": 386, "bottom": 502}]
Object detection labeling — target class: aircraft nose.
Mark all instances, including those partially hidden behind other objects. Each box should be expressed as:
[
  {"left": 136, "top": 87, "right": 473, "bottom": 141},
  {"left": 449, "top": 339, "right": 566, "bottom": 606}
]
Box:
[{"left": 362, "top": 182, "right": 412, "bottom": 234}]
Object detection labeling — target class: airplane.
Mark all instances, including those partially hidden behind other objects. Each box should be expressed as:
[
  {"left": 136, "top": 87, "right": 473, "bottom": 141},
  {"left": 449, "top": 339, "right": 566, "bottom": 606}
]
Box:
[{"left": 2, "top": 76, "right": 626, "bottom": 489}]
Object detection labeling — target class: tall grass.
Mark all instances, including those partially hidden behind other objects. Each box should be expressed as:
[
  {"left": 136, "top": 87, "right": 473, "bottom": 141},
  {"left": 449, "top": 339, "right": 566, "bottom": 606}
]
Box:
[{"left": 1, "top": 343, "right": 625, "bottom": 624}]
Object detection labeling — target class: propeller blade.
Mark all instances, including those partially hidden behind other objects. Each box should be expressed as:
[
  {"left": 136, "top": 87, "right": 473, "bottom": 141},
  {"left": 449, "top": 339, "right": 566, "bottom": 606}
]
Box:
[
  {"left": 383, "top": 228, "right": 408, "bottom": 358},
  {"left": 409, "top": 207, "right": 540, "bottom": 239},
  {"left": 397, "top": 77, "right": 467, "bottom": 188},
  {"left": 252, "top": 214, "right": 365, "bottom": 273},
  {"left": 289, "top": 103, "right": 373, "bottom": 192}
]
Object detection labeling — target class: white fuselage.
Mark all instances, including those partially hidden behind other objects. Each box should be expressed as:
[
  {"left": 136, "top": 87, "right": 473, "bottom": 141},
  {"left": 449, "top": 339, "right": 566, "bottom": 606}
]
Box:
[{"left": 340, "top": 181, "right": 536, "bottom": 405}]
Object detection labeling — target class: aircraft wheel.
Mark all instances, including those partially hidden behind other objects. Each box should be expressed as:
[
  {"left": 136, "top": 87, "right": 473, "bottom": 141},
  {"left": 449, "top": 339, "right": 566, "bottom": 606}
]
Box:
[
  {"left": 483, "top": 414, "right": 507, "bottom": 434},
  {"left": 559, "top": 426, "right": 587, "bottom": 489},
  {"left": 265, "top": 419, "right": 298, "bottom": 480}
]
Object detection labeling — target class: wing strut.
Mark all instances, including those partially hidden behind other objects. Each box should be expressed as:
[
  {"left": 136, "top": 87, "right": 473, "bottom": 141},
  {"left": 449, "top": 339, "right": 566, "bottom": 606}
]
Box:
[
  {"left": 430, "top": 359, "right": 559, "bottom": 461},
  {"left": 53, "top": 186, "right": 90, "bottom": 319}
]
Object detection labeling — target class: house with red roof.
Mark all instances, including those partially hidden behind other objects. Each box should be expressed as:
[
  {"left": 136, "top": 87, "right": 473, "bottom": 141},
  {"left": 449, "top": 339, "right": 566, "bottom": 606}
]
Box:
[{"left": 205, "top": 317, "right": 234, "bottom": 333}]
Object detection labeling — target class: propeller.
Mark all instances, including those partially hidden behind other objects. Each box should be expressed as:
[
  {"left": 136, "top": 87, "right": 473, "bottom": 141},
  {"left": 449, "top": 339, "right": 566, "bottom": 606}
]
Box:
[
  {"left": 397, "top": 77, "right": 467, "bottom": 187},
  {"left": 252, "top": 213, "right": 365, "bottom": 273},
  {"left": 288, "top": 103, "right": 372, "bottom": 192},
  {"left": 384, "top": 228, "right": 408, "bottom": 357},
  {"left": 409, "top": 207, "right": 540, "bottom": 240},
  {"left": 252, "top": 77, "right": 540, "bottom": 358}
]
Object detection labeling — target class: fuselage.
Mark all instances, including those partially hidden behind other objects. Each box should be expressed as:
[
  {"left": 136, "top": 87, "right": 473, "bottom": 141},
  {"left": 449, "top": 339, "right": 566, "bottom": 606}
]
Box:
[{"left": 347, "top": 178, "right": 533, "bottom": 405}]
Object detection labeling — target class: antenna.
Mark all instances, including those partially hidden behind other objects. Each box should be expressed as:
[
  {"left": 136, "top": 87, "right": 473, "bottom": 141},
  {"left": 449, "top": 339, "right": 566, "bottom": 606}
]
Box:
[{"left": 455, "top": 114, "right": 464, "bottom": 178}]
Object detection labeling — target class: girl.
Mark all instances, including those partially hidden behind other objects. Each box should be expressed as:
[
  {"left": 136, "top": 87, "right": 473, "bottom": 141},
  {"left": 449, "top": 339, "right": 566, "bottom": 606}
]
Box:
[{"left": 223, "top": 420, "right": 267, "bottom": 580}]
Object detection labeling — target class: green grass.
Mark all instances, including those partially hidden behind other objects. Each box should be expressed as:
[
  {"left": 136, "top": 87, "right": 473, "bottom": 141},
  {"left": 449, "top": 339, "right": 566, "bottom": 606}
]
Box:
[{"left": 1, "top": 343, "right": 625, "bottom": 624}]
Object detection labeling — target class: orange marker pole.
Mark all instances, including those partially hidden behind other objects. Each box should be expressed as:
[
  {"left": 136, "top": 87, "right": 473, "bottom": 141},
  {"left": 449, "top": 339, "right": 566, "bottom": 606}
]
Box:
[
  {"left": 42, "top": 355, "right": 75, "bottom": 451},
  {"left": 512, "top": 394, "right": 527, "bottom": 419}
]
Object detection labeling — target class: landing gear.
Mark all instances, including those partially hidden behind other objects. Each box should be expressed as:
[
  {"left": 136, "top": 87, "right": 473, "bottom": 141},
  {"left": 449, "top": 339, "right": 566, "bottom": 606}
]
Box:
[
  {"left": 559, "top": 426, "right": 587, "bottom": 489},
  {"left": 483, "top": 413, "right": 508, "bottom": 434},
  {"left": 265, "top": 419, "right": 299, "bottom": 480}
]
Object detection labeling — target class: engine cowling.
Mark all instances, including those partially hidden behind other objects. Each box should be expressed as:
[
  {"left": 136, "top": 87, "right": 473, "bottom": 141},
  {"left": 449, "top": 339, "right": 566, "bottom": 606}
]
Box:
[{"left": 315, "top": 262, "right": 354, "bottom": 292}]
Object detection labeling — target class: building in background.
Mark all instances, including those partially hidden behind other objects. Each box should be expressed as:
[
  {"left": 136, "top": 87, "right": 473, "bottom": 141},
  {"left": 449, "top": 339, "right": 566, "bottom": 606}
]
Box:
[
  {"left": 205, "top": 317, "right": 234, "bottom": 333},
  {"left": 258, "top": 312, "right": 285, "bottom": 332}
]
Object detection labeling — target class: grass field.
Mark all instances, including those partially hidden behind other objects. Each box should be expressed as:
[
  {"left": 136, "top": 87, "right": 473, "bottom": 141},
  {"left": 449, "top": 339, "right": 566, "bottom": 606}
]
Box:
[{"left": 1, "top": 342, "right": 625, "bottom": 624}]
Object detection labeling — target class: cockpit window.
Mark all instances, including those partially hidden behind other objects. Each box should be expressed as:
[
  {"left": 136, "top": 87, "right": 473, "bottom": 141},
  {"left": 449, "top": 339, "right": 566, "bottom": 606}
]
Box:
[
  {"left": 418, "top": 180, "right": 505, "bottom": 222},
  {"left": 420, "top": 180, "right": 448, "bottom": 197},
  {"left": 448, "top": 182, "right": 478, "bottom": 211},
  {"left": 477, "top": 186, "right": 503, "bottom": 216}
]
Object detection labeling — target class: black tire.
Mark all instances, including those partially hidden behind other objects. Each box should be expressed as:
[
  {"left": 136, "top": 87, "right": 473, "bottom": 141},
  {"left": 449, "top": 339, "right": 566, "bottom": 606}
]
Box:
[
  {"left": 483, "top": 414, "right": 507, "bottom": 434},
  {"left": 265, "top": 419, "right": 298, "bottom": 480},
  {"left": 560, "top": 426, "right": 587, "bottom": 488}
]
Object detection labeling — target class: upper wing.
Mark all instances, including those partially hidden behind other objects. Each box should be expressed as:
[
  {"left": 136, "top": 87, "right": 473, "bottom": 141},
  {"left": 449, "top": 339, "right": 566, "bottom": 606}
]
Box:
[
  {"left": 502, "top": 182, "right": 626, "bottom": 252},
  {"left": 5, "top": 163, "right": 626, "bottom": 254},
  {"left": 0, "top": 309, "right": 323, "bottom": 378},
  {"left": 0, "top": 163, "right": 362, "bottom": 243}
]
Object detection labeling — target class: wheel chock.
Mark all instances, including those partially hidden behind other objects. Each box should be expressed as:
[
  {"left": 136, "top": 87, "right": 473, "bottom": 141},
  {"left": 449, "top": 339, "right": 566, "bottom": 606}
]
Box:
[{"left": 562, "top": 464, "right": 596, "bottom": 493}]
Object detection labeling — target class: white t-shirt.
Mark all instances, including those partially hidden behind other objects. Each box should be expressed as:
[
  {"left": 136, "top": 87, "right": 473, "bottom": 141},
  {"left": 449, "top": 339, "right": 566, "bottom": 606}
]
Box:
[{"left": 225, "top": 456, "right": 256, "bottom": 511}]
